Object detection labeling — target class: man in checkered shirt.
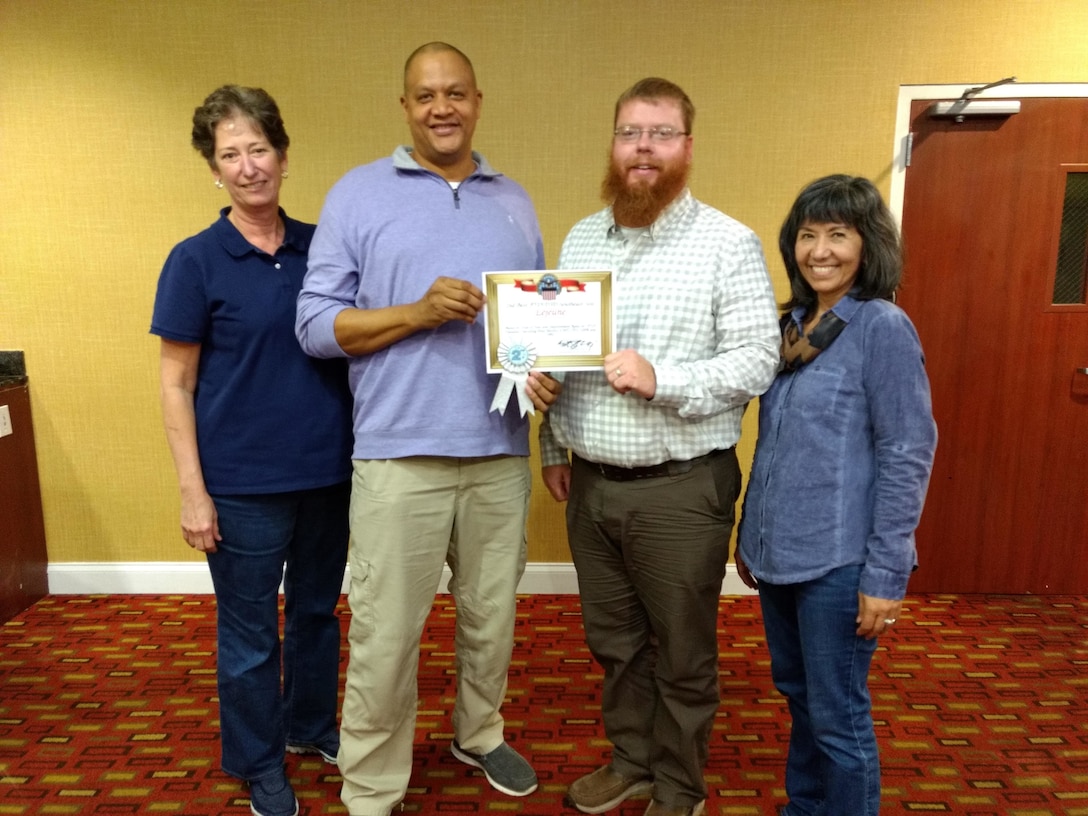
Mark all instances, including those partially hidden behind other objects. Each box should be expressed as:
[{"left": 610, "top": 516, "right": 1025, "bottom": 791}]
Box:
[{"left": 539, "top": 77, "right": 779, "bottom": 816}]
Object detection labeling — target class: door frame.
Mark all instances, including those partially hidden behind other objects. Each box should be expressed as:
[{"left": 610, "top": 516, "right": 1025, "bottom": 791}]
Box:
[{"left": 888, "top": 83, "right": 1088, "bottom": 222}]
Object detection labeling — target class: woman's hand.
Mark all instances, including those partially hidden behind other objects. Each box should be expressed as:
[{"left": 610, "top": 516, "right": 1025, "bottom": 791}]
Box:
[
  {"left": 180, "top": 488, "right": 221, "bottom": 553},
  {"left": 734, "top": 548, "right": 759, "bottom": 590},
  {"left": 856, "top": 592, "right": 903, "bottom": 639}
]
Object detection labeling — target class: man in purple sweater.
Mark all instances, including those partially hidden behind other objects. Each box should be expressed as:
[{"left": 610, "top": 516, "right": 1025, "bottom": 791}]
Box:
[{"left": 296, "top": 42, "right": 559, "bottom": 816}]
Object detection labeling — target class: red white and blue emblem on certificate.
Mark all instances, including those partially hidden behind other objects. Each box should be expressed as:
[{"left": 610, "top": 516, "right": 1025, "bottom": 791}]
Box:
[
  {"left": 483, "top": 270, "right": 612, "bottom": 372},
  {"left": 482, "top": 270, "right": 613, "bottom": 415}
]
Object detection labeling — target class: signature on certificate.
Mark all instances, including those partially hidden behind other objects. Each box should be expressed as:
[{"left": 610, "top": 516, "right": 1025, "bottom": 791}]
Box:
[{"left": 557, "top": 338, "right": 595, "bottom": 351}]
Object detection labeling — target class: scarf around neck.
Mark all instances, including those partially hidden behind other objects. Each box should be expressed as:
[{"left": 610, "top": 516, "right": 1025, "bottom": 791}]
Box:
[{"left": 780, "top": 310, "right": 847, "bottom": 372}]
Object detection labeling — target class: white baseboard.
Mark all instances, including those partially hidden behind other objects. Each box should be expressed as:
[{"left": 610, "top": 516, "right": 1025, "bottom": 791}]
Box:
[{"left": 46, "top": 561, "right": 756, "bottom": 596}]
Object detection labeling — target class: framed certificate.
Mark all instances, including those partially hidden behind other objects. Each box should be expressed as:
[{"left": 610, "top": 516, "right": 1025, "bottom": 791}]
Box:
[{"left": 483, "top": 271, "right": 613, "bottom": 372}]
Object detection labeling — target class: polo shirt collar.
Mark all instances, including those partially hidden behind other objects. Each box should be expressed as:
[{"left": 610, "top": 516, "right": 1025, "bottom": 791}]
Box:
[{"left": 214, "top": 206, "right": 307, "bottom": 257}]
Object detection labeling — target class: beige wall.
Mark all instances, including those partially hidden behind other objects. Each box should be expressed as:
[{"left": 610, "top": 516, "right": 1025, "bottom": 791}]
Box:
[{"left": 2, "top": 0, "right": 1086, "bottom": 565}]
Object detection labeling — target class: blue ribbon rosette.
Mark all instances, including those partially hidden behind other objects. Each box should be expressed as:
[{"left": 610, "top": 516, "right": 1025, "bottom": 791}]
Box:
[{"left": 489, "top": 341, "right": 537, "bottom": 417}]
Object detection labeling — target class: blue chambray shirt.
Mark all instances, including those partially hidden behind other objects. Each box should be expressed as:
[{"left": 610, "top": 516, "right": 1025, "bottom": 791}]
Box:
[{"left": 737, "top": 295, "right": 938, "bottom": 600}]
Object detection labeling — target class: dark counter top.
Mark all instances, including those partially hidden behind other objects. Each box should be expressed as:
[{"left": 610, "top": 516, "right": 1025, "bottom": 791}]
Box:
[{"left": 0, "top": 351, "right": 27, "bottom": 387}]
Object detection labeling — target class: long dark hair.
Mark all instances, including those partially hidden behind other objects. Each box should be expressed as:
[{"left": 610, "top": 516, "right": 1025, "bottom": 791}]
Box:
[{"left": 779, "top": 174, "right": 902, "bottom": 313}]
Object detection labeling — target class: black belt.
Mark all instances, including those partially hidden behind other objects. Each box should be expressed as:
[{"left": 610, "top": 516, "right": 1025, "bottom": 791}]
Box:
[{"left": 574, "top": 450, "right": 728, "bottom": 482}]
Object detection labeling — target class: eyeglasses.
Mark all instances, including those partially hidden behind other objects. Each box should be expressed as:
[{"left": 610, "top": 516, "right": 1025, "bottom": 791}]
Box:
[{"left": 613, "top": 125, "right": 688, "bottom": 143}]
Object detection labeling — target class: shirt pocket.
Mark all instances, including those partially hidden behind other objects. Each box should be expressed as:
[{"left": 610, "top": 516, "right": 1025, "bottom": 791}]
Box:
[{"left": 794, "top": 363, "right": 867, "bottom": 446}]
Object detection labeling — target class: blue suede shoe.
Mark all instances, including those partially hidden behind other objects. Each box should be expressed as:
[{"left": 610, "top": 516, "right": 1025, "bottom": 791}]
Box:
[{"left": 248, "top": 773, "right": 299, "bottom": 816}]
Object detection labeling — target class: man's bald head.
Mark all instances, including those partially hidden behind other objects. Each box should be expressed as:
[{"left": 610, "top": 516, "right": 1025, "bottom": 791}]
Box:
[{"left": 403, "top": 42, "right": 476, "bottom": 93}]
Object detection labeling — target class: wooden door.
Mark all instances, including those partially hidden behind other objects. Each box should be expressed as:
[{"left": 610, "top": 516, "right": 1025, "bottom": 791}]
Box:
[{"left": 899, "top": 97, "right": 1088, "bottom": 593}]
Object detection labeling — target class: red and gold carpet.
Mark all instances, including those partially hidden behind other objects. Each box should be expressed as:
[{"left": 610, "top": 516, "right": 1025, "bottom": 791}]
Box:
[{"left": 1, "top": 594, "right": 1086, "bottom": 814}]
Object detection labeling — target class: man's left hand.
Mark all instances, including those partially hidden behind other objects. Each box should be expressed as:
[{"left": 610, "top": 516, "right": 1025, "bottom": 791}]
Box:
[{"left": 603, "top": 350, "right": 656, "bottom": 399}]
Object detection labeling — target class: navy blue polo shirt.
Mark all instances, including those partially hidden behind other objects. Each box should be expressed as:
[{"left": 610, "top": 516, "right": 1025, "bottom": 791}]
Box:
[{"left": 151, "top": 208, "right": 353, "bottom": 494}]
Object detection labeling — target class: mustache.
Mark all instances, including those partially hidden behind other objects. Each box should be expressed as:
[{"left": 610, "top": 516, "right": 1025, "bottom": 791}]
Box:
[{"left": 623, "top": 159, "right": 662, "bottom": 170}]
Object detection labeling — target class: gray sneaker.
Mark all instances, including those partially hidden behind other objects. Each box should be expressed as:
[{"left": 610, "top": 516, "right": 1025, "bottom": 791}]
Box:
[{"left": 451, "top": 739, "right": 538, "bottom": 797}]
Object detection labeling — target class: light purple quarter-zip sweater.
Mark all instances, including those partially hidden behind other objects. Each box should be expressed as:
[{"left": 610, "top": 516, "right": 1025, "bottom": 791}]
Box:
[{"left": 296, "top": 146, "right": 545, "bottom": 460}]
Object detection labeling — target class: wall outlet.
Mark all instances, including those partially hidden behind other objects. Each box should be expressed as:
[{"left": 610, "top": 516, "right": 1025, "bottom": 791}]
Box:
[{"left": 0, "top": 404, "right": 12, "bottom": 437}]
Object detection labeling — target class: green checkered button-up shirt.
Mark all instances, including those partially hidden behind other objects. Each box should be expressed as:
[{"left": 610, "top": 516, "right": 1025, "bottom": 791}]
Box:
[{"left": 540, "top": 189, "right": 780, "bottom": 469}]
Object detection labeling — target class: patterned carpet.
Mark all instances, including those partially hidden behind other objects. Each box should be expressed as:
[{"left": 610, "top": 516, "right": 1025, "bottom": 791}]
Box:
[{"left": 1, "top": 593, "right": 1086, "bottom": 815}]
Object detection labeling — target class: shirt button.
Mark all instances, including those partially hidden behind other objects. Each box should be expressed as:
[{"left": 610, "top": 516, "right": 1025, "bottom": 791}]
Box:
[{"left": 274, "top": 263, "right": 281, "bottom": 269}]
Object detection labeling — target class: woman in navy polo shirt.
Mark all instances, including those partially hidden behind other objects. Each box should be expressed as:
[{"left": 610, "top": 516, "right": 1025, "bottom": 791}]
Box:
[
  {"left": 151, "top": 85, "right": 352, "bottom": 816},
  {"left": 736, "top": 175, "right": 937, "bottom": 816}
]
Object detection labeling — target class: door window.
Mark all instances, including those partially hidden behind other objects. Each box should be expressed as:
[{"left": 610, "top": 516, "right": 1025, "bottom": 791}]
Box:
[{"left": 1054, "top": 171, "right": 1088, "bottom": 305}]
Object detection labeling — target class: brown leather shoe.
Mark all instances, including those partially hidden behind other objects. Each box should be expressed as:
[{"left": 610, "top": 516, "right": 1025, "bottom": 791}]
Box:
[
  {"left": 565, "top": 765, "right": 652, "bottom": 814},
  {"left": 643, "top": 799, "right": 706, "bottom": 816}
]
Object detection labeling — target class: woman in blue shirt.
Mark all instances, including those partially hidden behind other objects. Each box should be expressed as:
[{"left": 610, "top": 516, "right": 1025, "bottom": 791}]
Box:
[
  {"left": 736, "top": 175, "right": 937, "bottom": 816},
  {"left": 151, "top": 86, "right": 353, "bottom": 816}
]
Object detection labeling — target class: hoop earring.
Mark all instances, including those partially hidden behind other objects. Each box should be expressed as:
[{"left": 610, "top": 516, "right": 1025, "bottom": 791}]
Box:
[{"left": 214, "top": 178, "right": 223, "bottom": 189}]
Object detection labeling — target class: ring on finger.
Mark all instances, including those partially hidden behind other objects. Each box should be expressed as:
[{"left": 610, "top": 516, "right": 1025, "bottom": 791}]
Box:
[{"left": 883, "top": 618, "right": 897, "bottom": 625}]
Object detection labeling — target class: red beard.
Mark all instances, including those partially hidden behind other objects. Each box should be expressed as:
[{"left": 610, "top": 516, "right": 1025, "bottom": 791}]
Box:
[{"left": 601, "top": 154, "right": 689, "bottom": 227}]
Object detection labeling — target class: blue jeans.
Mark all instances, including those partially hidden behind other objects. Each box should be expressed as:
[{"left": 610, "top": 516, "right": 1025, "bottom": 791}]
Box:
[
  {"left": 758, "top": 565, "right": 881, "bottom": 816},
  {"left": 208, "top": 481, "right": 350, "bottom": 781}
]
